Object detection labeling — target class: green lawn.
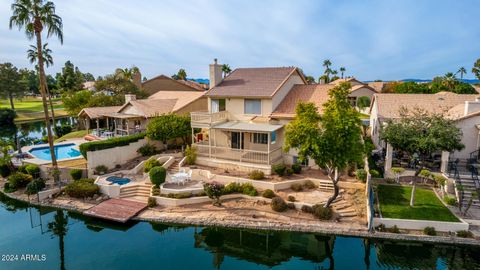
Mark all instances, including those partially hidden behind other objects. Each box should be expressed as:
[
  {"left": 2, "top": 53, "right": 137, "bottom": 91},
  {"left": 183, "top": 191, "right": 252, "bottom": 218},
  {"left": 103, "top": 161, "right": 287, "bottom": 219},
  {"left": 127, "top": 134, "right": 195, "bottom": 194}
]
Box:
[
  {"left": 0, "top": 97, "right": 68, "bottom": 122},
  {"left": 377, "top": 184, "right": 459, "bottom": 222},
  {"left": 55, "top": 130, "right": 88, "bottom": 142}
]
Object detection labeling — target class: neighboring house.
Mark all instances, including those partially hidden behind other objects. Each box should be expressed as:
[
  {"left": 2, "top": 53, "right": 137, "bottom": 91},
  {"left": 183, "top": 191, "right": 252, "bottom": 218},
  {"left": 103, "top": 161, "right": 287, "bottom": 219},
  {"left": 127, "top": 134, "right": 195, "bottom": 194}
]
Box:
[
  {"left": 190, "top": 60, "right": 375, "bottom": 173},
  {"left": 329, "top": 77, "right": 377, "bottom": 106},
  {"left": 369, "top": 91, "right": 480, "bottom": 174},
  {"left": 79, "top": 91, "right": 206, "bottom": 137},
  {"left": 83, "top": 81, "right": 96, "bottom": 91},
  {"left": 141, "top": 74, "right": 206, "bottom": 96}
]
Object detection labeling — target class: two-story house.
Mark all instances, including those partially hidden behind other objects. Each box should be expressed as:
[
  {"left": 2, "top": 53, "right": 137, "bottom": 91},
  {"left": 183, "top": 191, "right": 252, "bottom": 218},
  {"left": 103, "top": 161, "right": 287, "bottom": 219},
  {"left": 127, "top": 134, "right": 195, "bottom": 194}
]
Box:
[{"left": 190, "top": 59, "right": 376, "bottom": 174}]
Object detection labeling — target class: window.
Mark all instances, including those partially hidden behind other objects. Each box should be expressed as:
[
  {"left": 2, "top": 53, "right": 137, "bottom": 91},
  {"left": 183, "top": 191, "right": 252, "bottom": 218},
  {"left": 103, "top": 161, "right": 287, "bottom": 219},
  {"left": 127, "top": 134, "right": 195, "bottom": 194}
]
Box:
[
  {"left": 211, "top": 99, "right": 226, "bottom": 113},
  {"left": 271, "top": 131, "right": 276, "bottom": 144},
  {"left": 251, "top": 133, "right": 268, "bottom": 144},
  {"left": 244, "top": 99, "right": 261, "bottom": 115}
]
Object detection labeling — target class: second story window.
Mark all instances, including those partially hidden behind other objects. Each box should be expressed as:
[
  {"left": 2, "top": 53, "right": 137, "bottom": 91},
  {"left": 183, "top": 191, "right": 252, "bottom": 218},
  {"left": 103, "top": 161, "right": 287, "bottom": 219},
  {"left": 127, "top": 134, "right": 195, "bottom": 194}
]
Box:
[
  {"left": 244, "top": 99, "right": 261, "bottom": 115},
  {"left": 211, "top": 99, "right": 226, "bottom": 113}
]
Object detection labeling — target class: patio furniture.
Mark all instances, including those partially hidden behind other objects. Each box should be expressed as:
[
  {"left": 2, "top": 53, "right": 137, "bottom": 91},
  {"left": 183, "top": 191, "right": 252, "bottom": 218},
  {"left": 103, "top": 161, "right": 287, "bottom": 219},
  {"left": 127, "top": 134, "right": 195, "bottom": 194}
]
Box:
[{"left": 172, "top": 172, "right": 189, "bottom": 185}]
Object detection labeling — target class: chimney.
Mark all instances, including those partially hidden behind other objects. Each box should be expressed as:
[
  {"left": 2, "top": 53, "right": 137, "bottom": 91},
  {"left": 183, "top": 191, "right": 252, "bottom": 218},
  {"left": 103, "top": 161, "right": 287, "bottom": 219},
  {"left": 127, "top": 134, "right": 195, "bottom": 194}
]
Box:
[
  {"left": 464, "top": 100, "right": 480, "bottom": 116},
  {"left": 319, "top": 78, "right": 326, "bottom": 84},
  {"left": 132, "top": 70, "right": 142, "bottom": 88},
  {"left": 209, "top": 58, "right": 223, "bottom": 89},
  {"left": 125, "top": 94, "right": 136, "bottom": 104}
]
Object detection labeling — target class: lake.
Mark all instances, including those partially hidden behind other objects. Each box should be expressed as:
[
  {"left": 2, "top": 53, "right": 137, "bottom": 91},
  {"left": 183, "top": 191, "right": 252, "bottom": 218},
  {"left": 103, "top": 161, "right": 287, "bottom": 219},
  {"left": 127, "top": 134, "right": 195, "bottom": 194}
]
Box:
[{"left": 0, "top": 193, "right": 479, "bottom": 270}]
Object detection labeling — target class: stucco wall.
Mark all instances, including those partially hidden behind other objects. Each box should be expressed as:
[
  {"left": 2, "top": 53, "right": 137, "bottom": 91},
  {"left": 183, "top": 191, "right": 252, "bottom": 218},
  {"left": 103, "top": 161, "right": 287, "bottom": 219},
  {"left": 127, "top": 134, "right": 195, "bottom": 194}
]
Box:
[
  {"left": 176, "top": 97, "right": 208, "bottom": 115},
  {"left": 451, "top": 115, "right": 480, "bottom": 159},
  {"left": 349, "top": 87, "right": 376, "bottom": 99},
  {"left": 271, "top": 73, "right": 304, "bottom": 111}
]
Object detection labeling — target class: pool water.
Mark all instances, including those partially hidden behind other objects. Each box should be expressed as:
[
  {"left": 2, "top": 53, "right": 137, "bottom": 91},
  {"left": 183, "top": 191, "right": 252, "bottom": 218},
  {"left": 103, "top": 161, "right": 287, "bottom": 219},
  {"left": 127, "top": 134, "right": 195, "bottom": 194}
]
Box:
[
  {"left": 29, "top": 143, "right": 81, "bottom": 161},
  {"left": 106, "top": 176, "right": 131, "bottom": 185}
]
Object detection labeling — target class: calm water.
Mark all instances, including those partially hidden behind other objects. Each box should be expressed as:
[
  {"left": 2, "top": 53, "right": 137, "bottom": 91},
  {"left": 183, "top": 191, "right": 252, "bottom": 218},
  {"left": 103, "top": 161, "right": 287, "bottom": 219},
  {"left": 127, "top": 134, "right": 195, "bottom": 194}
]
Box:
[
  {"left": 28, "top": 143, "right": 81, "bottom": 161},
  {"left": 0, "top": 194, "right": 479, "bottom": 270}
]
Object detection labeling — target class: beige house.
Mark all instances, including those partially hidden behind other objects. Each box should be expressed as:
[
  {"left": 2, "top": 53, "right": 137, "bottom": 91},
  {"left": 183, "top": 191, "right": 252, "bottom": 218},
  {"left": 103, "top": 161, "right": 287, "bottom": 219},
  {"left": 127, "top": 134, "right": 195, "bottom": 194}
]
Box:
[
  {"left": 79, "top": 91, "right": 207, "bottom": 137},
  {"left": 190, "top": 60, "right": 376, "bottom": 173},
  {"left": 369, "top": 92, "right": 480, "bottom": 174}
]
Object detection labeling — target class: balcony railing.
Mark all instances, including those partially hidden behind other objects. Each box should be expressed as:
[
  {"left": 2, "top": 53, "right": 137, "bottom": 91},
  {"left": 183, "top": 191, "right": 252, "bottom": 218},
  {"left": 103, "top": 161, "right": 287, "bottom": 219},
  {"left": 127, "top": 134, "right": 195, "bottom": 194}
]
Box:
[
  {"left": 190, "top": 111, "right": 228, "bottom": 127},
  {"left": 193, "top": 142, "right": 282, "bottom": 165}
]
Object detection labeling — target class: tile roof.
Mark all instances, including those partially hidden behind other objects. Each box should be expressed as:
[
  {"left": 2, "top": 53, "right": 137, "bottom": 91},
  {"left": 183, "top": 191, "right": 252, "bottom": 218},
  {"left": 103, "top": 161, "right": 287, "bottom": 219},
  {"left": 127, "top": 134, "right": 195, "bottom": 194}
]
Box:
[
  {"left": 206, "top": 67, "right": 299, "bottom": 97},
  {"left": 177, "top": 79, "right": 206, "bottom": 91},
  {"left": 372, "top": 92, "right": 479, "bottom": 119},
  {"left": 148, "top": 90, "right": 205, "bottom": 111},
  {"left": 78, "top": 106, "right": 122, "bottom": 119},
  {"left": 122, "top": 99, "right": 178, "bottom": 117},
  {"left": 271, "top": 84, "right": 333, "bottom": 118},
  {"left": 367, "top": 82, "right": 386, "bottom": 92},
  {"left": 329, "top": 77, "right": 363, "bottom": 85}
]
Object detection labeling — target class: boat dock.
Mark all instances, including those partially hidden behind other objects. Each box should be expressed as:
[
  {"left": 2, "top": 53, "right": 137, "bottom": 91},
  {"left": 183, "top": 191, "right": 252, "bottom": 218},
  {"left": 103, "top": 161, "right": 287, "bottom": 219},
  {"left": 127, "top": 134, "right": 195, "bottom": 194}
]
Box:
[{"left": 84, "top": 199, "right": 147, "bottom": 223}]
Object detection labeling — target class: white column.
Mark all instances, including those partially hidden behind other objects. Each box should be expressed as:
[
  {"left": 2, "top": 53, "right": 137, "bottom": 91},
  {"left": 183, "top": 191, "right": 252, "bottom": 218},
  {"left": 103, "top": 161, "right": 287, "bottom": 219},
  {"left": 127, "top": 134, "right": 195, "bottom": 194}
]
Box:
[
  {"left": 267, "top": 132, "right": 271, "bottom": 164},
  {"left": 384, "top": 143, "right": 393, "bottom": 173},
  {"left": 208, "top": 128, "right": 212, "bottom": 158},
  {"left": 440, "top": 151, "right": 450, "bottom": 173}
]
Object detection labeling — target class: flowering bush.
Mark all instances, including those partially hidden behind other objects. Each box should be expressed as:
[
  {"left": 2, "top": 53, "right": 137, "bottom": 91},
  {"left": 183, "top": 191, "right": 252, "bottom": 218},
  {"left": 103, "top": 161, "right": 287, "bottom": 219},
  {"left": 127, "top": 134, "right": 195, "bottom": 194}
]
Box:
[{"left": 203, "top": 181, "right": 225, "bottom": 206}]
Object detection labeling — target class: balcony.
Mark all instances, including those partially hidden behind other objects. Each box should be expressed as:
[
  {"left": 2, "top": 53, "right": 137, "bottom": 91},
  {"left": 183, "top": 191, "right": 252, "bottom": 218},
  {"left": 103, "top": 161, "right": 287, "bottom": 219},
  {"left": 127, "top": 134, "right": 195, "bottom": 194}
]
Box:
[
  {"left": 190, "top": 111, "right": 228, "bottom": 128},
  {"left": 193, "top": 142, "right": 283, "bottom": 165}
]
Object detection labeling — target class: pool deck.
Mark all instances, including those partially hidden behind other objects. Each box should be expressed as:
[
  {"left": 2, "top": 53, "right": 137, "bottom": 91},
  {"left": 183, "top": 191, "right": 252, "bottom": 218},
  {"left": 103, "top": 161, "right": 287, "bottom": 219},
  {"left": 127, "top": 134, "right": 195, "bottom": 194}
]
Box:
[
  {"left": 20, "top": 139, "right": 86, "bottom": 165},
  {"left": 83, "top": 198, "right": 147, "bottom": 223}
]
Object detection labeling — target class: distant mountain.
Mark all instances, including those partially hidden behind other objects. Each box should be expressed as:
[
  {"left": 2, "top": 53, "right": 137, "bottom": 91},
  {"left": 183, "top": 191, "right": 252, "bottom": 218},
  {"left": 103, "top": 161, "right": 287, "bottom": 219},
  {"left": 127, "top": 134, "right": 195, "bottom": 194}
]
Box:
[
  {"left": 188, "top": 78, "right": 210, "bottom": 84},
  {"left": 366, "top": 79, "right": 480, "bottom": 84}
]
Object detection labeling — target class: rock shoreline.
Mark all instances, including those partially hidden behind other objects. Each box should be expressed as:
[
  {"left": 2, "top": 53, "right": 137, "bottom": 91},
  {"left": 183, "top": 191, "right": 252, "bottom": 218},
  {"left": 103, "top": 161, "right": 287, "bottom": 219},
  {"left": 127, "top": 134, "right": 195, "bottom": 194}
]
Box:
[{"left": 2, "top": 190, "right": 479, "bottom": 247}]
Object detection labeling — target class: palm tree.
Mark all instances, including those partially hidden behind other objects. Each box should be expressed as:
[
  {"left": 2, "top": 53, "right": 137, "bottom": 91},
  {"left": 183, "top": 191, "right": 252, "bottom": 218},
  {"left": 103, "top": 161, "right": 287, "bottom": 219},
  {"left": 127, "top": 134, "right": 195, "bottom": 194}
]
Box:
[
  {"left": 323, "top": 59, "right": 332, "bottom": 82},
  {"left": 340, "top": 67, "right": 346, "bottom": 79},
  {"left": 27, "top": 43, "right": 56, "bottom": 123},
  {"left": 9, "top": 0, "right": 63, "bottom": 184},
  {"left": 114, "top": 66, "right": 139, "bottom": 81},
  {"left": 221, "top": 64, "right": 231, "bottom": 78},
  {"left": 48, "top": 210, "right": 68, "bottom": 270},
  {"left": 331, "top": 70, "right": 338, "bottom": 80},
  {"left": 456, "top": 67, "right": 467, "bottom": 80},
  {"left": 443, "top": 72, "right": 457, "bottom": 89}
]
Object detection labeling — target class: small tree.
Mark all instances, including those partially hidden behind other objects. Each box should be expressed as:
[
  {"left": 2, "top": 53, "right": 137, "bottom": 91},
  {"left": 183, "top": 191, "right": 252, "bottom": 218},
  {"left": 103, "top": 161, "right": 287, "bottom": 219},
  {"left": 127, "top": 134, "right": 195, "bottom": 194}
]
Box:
[
  {"left": 149, "top": 166, "right": 166, "bottom": 187},
  {"left": 433, "top": 174, "right": 447, "bottom": 196},
  {"left": 419, "top": 169, "right": 431, "bottom": 184},
  {"left": 204, "top": 182, "right": 225, "bottom": 206},
  {"left": 390, "top": 167, "right": 405, "bottom": 183},
  {"left": 184, "top": 145, "right": 197, "bottom": 165},
  {"left": 284, "top": 82, "right": 364, "bottom": 207},
  {"left": 356, "top": 96, "right": 371, "bottom": 111},
  {"left": 146, "top": 114, "right": 191, "bottom": 146},
  {"left": 380, "top": 108, "right": 464, "bottom": 206}
]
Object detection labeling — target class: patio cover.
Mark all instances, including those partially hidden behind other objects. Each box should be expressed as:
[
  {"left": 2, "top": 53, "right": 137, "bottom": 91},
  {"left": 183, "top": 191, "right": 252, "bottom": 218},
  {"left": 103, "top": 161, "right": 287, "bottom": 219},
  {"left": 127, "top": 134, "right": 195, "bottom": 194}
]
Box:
[
  {"left": 214, "top": 121, "right": 283, "bottom": 132},
  {"left": 101, "top": 112, "right": 145, "bottom": 119}
]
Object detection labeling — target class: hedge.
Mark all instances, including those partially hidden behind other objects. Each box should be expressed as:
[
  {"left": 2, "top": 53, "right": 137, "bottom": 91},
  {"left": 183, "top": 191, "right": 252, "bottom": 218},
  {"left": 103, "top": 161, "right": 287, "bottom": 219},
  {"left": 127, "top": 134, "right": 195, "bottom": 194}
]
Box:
[{"left": 79, "top": 132, "right": 145, "bottom": 158}]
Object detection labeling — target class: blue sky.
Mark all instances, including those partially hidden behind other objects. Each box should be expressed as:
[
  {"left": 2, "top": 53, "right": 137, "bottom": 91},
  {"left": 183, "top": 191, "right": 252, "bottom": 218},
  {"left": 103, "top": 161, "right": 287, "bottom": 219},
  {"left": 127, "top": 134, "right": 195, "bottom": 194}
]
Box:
[{"left": 1, "top": 0, "right": 479, "bottom": 81}]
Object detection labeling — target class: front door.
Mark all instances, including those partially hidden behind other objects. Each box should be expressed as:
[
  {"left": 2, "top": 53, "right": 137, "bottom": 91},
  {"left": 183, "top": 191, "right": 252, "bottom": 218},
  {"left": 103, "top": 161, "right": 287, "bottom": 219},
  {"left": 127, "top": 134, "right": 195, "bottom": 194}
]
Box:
[{"left": 231, "top": 132, "right": 244, "bottom": 149}]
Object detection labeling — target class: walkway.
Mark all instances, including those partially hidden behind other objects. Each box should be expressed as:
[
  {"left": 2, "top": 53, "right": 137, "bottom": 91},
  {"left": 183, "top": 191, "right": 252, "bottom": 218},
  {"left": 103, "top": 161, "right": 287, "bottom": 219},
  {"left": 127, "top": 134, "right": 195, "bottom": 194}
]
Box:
[{"left": 83, "top": 198, "right": 147, "bottom": 223}]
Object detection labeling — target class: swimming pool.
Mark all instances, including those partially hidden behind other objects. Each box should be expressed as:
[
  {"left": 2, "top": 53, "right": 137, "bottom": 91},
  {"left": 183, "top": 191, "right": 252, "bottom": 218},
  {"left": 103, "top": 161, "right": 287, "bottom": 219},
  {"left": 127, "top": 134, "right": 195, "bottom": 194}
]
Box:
[
  {"left": 106, "top": 176, "right": 131, "bottom": 185},
  {"left": 29, "top": 143, "right": 81, "bottom": 161}
]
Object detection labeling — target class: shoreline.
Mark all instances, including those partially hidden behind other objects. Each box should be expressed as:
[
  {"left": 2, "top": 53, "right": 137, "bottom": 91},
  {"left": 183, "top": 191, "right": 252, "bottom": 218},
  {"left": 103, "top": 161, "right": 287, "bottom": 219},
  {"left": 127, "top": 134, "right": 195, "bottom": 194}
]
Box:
[{"left": 1, "top": 190, "right": 479, "bottom": 247}]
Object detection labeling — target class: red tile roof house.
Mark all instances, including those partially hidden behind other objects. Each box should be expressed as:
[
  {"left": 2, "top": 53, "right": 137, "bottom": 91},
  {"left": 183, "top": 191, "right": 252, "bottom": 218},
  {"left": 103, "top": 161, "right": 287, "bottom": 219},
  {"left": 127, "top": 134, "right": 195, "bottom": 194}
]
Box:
[
  {"left": 369, "top": 92, "right": 480, "bottom": 204},
  {"left": 189, "top": 59, "right": 376, "bottom": 174}
]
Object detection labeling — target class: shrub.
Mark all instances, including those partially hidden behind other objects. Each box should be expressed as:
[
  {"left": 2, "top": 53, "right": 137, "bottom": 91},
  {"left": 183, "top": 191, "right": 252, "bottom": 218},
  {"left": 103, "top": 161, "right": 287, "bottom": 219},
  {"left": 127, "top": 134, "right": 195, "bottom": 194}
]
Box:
[
  {"left": 174, "top": 192, "right": 192, "bottom": 199},
  {"left": 147, "top": 197, "right": 157, "bottom": 207},
  {"left": 65, "top": 179, "right": 99, "bottom": 198},
  {"left": 369, "top": 169, "right": 380, "bottom": 178},
  {"left": 291, "top": 164, "right": 302, "bottom": 174},
  {"left": 301, "top": 205, "right": 313, "bottom": 213},
  {"left": 25, "top": 164, "right": 40, "bottom": 178},
  {"left": 287, "top": 202, "right": 296, "bottom": 209},
  {"left": 240, "top": 183, "right": 257, "bottom": 196},
  {"left": 151, "top": 186, "right": 160, "bottom": 196},
  {"left": 149, "top": 166, "right": 166, "bottom": 187},
  {"left": 137, "top": 143, "right": 158, "bottom": 156},
  {"left": 204, "top": 182, "right": 225, "bottom": 206},
  {"left": 0, "top": 164, "right": 11, "bottom": 177},
  {"left": 8, "top": 172, "right": 33, "bottom": 189},
  {"left": 79, "top": 132, "right": 145, "bottom": 158},
  {"left": 303, "top": 180, "right": 316, "bottom": 189},
  {"left": 271, "top": 196, "right": 287, "bottom": 212},
  {"left": 17, "top": 164, "right": 28, "bottom": 173},
  {"left": 0, "top": 108, "right": 16, "bottom": 125},
  {"left": 224, "top": 182, "right": 241, "bottom": 194},
  {"left": 444, "top": 196, "right": 457, "bottom": 206},
  {"left": 69, "top": 169, "right": 83, "bottom": 180},
  {"left": 94, "top": 165, "right": 108, "bottom": 175},
  {"left": 144, "top": 158, "right": 161, "bottom": 173},
  {"left": 388, "top": 225, "right": 400, "bottom": 233},
  {"left": 184, "top": 145, "right": 197, "bottom": 165},
  {"left": 291, "top": 183, "right": 303, "bottom": 192},
  {"left": 3, "top": 182, "right": 15, "bottom": 193},
  {"left": 54, "top": 124, "right": 73, "bottom": 138},
  {"left": 248, "top": 170, "right": 265, "bottom": 180},
  {"left": 456, "top": 230, "right": 473, "bottom": 238},
  {"left": 272, "top": 164, "right": 286, "bottom": 176},
  {"left": 423, "top": 226, "right": 437, "bottom": 236},
  {"left": 355, "top": 169, "right": 367, "bottom": 182},
  {"left": 312, "top": 204, "right": 333, "bottom": 220},
  {"left": 288, "top": 195, "right": 296, "bottom": 202},
  {"left": 25, "top": 179, "right": 46, "bottom": 195},
  {"left": 262, "top": 189, "right": 275, "bottom": 199},
  {"left": 286, "top": 168, "right": 294, "bottom": 176}
]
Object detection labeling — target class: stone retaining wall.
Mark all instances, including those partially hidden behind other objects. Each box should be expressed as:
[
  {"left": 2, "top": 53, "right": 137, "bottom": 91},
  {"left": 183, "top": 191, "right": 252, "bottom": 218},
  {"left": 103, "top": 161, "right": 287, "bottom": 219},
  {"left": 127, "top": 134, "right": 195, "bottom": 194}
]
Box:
[{"left": 373, "top": 217, "right": 469, "bottom": 232}]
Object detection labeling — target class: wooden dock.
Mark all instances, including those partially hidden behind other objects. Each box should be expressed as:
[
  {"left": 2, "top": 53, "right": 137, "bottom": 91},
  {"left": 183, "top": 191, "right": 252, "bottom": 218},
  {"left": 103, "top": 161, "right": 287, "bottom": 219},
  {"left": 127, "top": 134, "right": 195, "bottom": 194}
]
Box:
[{"left": 84, "top": 199, "right": 147, "bottom": 223}]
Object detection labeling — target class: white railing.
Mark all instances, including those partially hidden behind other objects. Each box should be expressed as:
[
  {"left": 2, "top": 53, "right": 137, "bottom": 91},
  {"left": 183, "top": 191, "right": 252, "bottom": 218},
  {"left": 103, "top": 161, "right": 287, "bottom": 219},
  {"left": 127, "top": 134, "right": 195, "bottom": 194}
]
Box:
[
  {"left": 194, "top": 143, "right": 282, "bottom": 165},
  {"left": 190, "top": 111, "right": 228, "bottom": 126}
]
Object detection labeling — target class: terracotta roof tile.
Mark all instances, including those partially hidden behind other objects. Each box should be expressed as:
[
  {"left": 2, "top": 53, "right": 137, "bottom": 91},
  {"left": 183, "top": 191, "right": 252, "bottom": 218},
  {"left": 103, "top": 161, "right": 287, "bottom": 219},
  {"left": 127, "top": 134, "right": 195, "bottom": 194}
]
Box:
[
  {"left": 206, "top": 67, "right": 298, "bottom": 97},
  {"left": 78, "top": 106, "right": 122, "bottom": 118}
]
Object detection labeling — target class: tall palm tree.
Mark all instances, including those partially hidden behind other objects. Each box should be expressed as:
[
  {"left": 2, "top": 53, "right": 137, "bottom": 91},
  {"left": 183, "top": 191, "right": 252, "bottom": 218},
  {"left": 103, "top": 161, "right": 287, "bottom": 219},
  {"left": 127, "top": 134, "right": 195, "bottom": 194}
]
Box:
[
  {"left": 114, "top": 66, "right": 139, "bottom": 81},
  {"left": 339, "top": 67, "right": 346, "bottom": 79},
  {"left": 323, "top": 59, "right": 332, "bottom": 82},
  {"left": 456, "top": 67, "right": 467, "bottom": 80},
  {"left": 331, "top": 70, "right": 338, "bottom": 80},
  {"left": 443, "top": 72, "right": 457, "bottom": 89},
  {"left": 27, "top": 43, "right": 56, "bottom": 122},
  {"left": 48, "top": 210, "right": 68, "bottom": 270},
  {"left": 9, "top": 0, "right": 63, "bottom": 184},
  {"left": 221, "top": 64, "right": 231, "bottom": 78}
]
